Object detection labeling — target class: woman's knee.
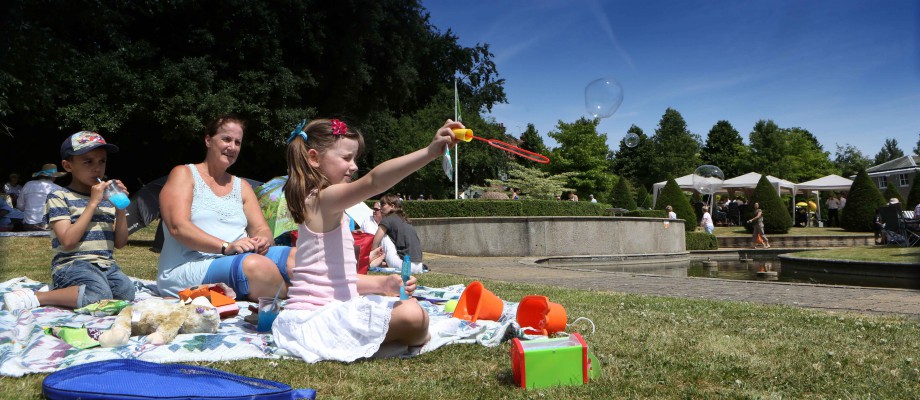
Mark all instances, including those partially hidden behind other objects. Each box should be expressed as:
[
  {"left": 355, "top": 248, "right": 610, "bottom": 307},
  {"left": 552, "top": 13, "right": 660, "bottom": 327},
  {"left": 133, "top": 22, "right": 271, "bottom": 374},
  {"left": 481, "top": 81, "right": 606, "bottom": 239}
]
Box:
[{"left": 242, "top": 255, "right": 281, "bottom": 280}]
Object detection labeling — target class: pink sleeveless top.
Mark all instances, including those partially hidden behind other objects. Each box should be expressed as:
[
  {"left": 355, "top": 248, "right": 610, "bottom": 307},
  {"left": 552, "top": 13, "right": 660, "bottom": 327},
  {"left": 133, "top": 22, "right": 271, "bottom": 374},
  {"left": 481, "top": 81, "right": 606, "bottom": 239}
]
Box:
[{"left": 284, "top": 214, "right": 359, "bottom": 311}]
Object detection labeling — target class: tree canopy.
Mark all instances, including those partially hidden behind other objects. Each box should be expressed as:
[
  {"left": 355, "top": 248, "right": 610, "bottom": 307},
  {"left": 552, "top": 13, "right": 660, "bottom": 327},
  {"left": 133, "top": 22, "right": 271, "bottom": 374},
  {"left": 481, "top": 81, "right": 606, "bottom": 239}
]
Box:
[
  {"left": 874, "top": 138, "right": 904, "bottom": 165},
  {"left": 701, "top": 120, "right": 747, "bottom": 178},
  {"left": 1, "top": 0, "right": 505, "bottom": 191},
  {"left": 547, "top": 117, "right": 614, "bottom": 202}
]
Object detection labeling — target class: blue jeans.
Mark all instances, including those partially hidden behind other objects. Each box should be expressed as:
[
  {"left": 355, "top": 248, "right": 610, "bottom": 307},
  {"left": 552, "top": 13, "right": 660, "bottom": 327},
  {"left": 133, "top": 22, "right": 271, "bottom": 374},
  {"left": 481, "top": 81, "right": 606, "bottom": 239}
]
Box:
[{"left": 51, "top": 260, "right": 136, "bottom": 308}]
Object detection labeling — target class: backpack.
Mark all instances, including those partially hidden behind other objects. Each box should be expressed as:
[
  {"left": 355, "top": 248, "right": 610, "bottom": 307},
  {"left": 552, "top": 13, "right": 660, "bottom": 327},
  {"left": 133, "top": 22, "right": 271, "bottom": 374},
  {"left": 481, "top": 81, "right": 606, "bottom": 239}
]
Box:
[{"left": 43, "top": 359, "right": 316, "bottom": 400}]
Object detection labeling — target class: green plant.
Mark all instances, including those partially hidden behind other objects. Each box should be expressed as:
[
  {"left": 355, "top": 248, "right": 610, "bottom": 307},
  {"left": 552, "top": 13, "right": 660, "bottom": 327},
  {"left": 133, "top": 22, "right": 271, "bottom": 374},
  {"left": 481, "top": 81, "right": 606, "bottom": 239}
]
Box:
[
  {"left": 742, "top": 175, "right": 793, "bottom": 234},
  {"left": 884, "top": 182, "right": 904, "bottom": 204},
  {"left": 686, "top": 231, "right": 718, "bottom": 250},
  {"left": 625, "top": 209, "right": 668, "bottom": 218},
  {"left": 841, "top": 168, "right": 887, "bottom": 232},
  {"left": 655, "top": 177, "right": 696, "bottom": 232},
  {"left": 907, "top": 172, "right": 920, "bottom": 210},
  {"left": 402, "top": 199, "right": 610, "bottom": 218},
  {"left": 610, "top": 177, "right": 637, "bottom": 210}
]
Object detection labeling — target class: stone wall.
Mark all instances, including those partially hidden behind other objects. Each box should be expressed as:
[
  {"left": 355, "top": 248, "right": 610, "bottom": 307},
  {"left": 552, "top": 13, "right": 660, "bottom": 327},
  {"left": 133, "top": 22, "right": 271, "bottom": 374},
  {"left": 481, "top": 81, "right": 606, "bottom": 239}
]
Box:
[{"left": 413, "top": 216, "right": 686, "bottom": 257}]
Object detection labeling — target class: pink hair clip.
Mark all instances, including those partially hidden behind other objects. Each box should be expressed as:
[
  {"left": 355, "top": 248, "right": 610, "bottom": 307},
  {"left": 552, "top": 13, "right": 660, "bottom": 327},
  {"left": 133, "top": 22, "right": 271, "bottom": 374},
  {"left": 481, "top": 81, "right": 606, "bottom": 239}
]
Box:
[{"left": 330, "top": 119, "right": 348, "bottom": 136}]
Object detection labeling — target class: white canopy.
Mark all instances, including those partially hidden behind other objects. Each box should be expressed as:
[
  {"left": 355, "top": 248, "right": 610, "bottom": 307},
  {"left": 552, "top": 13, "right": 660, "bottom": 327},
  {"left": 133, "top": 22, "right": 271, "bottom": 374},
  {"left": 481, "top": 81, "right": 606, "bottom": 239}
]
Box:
[
  {"left": 721, "top": 172, "right": 796, "bottom": 195},
  {"left": 794, "top": 174, "right": 853, "bottom": 192}
]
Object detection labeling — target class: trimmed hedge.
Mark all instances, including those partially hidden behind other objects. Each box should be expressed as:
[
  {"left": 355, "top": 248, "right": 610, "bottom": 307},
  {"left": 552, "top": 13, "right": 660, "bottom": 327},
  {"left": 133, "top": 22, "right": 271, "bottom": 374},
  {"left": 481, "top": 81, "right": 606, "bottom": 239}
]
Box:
[
  {"left": 841, "top": 168, "right": 886, "bottom": 232},
  {"left": 686, "top": 231, "right": 718, "bottom": 250},
  {"left": 400, "top": 199, "right": 612, "bottom": 218},
  {"left": 625, "top": 209, "right": 668, "bottom": 218},
  {"left": 742, "top": 175, "right": 793, "bottom": 234},
  {"left": 655, "top": 177, "right": 696, "bottom": 232}
]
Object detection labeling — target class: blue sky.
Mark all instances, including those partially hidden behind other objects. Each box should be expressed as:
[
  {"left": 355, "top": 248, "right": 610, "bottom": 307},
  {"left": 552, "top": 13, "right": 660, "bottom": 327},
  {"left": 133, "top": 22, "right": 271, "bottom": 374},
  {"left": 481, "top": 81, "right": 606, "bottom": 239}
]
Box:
[{"left": 422, "top": 0, "right": 920, "bottom": 159}]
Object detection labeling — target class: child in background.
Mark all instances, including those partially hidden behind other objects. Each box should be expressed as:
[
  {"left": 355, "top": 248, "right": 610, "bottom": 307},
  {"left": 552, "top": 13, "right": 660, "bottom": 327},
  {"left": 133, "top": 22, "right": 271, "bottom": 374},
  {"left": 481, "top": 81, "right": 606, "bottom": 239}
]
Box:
[
  {"left": 2, "top": 131, "right": 135, "bottom": 311},
  {"left": 699, "top": 205, "right": 715, "bottom": 234},
  {"left": 372, "top": 193, "right": 426, "bottom": 273},
  {"left": 274, "top": 118, "right": 460, "bottom": 363}
]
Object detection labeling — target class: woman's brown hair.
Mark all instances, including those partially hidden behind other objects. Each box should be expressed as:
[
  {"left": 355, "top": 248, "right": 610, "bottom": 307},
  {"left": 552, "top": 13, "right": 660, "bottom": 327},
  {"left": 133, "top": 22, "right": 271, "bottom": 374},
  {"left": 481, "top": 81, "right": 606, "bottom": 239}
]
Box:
[{"left": 380, "top": 193, "right": 409, "bottom": 223}]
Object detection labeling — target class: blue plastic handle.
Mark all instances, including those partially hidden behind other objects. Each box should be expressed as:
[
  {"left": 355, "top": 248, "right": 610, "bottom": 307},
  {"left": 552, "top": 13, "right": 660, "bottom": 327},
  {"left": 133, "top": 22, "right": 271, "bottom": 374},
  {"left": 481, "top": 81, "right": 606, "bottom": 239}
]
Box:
[{"left": 399, "top": 255, "right": 411, "bottom": 300}]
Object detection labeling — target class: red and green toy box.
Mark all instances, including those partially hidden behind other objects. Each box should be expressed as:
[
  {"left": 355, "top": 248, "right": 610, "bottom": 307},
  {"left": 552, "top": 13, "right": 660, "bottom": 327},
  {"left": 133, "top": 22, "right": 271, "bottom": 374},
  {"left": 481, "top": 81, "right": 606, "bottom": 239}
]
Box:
[{"left": 510, "top": 332, "right": 600, "bottom": 389}]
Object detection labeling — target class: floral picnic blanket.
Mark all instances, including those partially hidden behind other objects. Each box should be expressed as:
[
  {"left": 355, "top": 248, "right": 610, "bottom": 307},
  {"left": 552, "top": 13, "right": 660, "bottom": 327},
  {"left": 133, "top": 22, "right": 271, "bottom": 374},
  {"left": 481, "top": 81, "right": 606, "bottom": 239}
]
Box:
[{"left": 0, "top": 277, "right": 519, "bottom": 377}]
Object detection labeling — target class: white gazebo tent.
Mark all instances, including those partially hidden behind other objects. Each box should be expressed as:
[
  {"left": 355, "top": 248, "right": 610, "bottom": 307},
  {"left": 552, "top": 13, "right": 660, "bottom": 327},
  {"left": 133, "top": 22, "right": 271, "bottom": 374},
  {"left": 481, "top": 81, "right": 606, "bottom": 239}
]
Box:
[
  {"left": 721, "top": 172, "right": 796, "bottom": 195},
  {"left": 793, "top": 174, "right": 854, "bottom": 224}
]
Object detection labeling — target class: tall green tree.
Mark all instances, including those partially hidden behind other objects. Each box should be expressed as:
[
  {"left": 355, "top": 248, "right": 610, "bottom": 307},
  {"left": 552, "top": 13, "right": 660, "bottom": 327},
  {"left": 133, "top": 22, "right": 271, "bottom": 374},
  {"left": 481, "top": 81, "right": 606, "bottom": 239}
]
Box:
[
  {"left": 841, "top": 168, "right": 886, "bottom": 232},
  {"left": 0, "top": 0, "right": 506, "bottom": 187},
  {"left": 610, "top": 177, "right": 637, "bottom": 210},
  {"left": 779, "top": 127, "right": 836, "bottom": 182},
  {"left": 701, "top": 120, "right": 747, "bottom": 178},
  {"left": 634, "top": 184, "right": 651, "bottom": 209},
  {"left": 518, "top": 123, "right": 549, "bottom": 159},
  {"left": 655, "top": 177, "right": 695, "bottom": 232},
  {"left": 834, "top": 144, "right": 872, "bottom": 178},
  {"left": 873, "top": 138, "right": 904, "bottom": 165},
  {"left": 547, "top": 117, "right": 614, "bottom": 201},
  {"left": 649, "top": 108, "right": 701, "bottom": 185},
  {"left": 612, "top": 125, "right": 655, "bottom": 189}
]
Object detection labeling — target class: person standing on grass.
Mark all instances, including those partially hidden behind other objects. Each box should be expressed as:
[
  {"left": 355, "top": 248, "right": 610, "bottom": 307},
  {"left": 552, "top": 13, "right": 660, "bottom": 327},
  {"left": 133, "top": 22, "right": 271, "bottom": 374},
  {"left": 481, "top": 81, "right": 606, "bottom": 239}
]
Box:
[
  {"left": 272, "top": 118, "right": 460, "bottom": 363},
  {"left": 826, "top": 194, "right": 840, "bottom": 227},
  {"left": 699, "top": 205, "right": 715, "bottom": 234},
  {"left": 3, "top": 132, "right": 135, "bottom": 311},
  {"left": 747, "top": 202, "right": 770, "bottom": 249}
]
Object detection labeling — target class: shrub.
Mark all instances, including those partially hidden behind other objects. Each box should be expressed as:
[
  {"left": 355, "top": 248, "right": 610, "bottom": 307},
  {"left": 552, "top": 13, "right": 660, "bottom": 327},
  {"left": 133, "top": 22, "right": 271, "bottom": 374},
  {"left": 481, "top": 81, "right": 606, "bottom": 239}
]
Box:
[
  {"left": 841, "top": 168, "right": 886, "bottom": 232},
  {"left": 402, "top": 199, "right": 611, "bottom": 218},
  {"left": 742, "top": 175, "right": 792, "bottom": 234},
  {"left": 634, "top": 185, "right": 651, "bottom": 209},
  {"left": 883, "top": 182, "right": 903, "bottom": 204},
  {"left": 655, "top": 177, "right": 696, "bottom": 232},
  {"left": 908, "top": 173, "right": 920, "bottom": 211},
  {"left": 625, "top": 210, "right": 668, "bottom": 218},
  {"left": 686, "top": 231, "right": 718, "bottom": 250},
  {"left": 610, "top": 177, "right": 637, "bottom": 210}
]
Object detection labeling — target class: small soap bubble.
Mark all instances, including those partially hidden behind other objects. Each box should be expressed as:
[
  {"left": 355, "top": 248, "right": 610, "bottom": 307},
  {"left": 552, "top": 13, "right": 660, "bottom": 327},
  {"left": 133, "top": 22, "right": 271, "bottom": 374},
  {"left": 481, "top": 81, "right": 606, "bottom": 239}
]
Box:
[
  {"left": 624, "top": 132, "right": 639, "bottom": 148},
  {"left": 584, "top": 77, "right": 624, "bottom": 119},
  {"left": 692, "top": 165, "right": 724, "bottom": 195}
]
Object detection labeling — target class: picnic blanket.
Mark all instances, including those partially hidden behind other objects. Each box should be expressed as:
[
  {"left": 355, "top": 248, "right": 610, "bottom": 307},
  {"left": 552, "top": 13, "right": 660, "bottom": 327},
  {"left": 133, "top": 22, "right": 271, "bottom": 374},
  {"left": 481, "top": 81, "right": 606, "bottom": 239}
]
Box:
[{"left": 0, "top": 277, "right": 519, "bottom": 377}]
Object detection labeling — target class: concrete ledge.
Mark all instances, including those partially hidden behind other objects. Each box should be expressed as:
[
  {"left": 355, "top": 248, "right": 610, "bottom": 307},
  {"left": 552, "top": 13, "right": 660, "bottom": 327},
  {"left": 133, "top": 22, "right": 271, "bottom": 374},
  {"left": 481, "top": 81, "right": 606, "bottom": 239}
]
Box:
[
  {"left": 718, "top": 235, "right": 874, "bottom": 249},
  {"left": 414, "top": 216, "right": 686, "bottom": 257}
]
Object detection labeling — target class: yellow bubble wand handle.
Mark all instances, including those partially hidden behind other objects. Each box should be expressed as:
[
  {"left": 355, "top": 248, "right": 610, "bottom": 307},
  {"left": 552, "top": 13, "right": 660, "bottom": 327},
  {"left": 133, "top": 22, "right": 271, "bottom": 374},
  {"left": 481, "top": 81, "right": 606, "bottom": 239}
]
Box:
[{"left": 451, "top": 129, "right": 474, "bottom": 142}]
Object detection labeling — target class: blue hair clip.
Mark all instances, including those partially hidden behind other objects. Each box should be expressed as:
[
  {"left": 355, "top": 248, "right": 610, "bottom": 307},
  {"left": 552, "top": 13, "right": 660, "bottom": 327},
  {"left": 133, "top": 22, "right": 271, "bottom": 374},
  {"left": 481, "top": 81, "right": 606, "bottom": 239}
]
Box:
[{"left": 286, "top": 119, "right": 309, "bottom": 143}]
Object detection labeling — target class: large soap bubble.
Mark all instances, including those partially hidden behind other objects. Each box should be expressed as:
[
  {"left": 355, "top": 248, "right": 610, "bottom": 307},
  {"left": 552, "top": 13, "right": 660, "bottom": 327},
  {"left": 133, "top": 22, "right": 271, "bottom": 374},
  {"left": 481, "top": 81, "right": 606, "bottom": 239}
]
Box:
[
  {"left": 585, "top": 77, "right": 624, "bottom": 119},
  {"left": 692, "top": 165, "right": 724, "bottom": 195},
  {"left": 624, "top": 132, "right": 639, "bottom": 148}
]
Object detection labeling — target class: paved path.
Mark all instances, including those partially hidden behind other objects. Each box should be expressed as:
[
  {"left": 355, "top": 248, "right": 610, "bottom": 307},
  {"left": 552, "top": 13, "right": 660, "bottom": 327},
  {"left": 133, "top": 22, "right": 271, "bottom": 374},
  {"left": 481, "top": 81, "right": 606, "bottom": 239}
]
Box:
[{"left": 424, "top": 255, "right": 920, "bottom": 319}]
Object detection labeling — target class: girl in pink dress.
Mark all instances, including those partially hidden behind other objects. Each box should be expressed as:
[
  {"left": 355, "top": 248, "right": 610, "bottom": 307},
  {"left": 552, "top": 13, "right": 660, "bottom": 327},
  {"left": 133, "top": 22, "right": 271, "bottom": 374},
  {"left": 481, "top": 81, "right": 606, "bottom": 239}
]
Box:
[{"left": 273, "top": 118, "right": 461, "bottom": 363}]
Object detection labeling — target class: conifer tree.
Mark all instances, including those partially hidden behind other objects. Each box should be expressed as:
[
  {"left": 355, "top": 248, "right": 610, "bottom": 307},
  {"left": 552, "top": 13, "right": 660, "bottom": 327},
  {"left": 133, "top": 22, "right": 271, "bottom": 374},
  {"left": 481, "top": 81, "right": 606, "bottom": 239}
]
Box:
[
  {"left": 742, "top": 176, "right": 792, "bottom": 234},
  {"left": 907, "top": 173, "right": 920, "bottom": 211},
  {"left": 655, "top": 177, "right": 695, "bottom": 232},
  {"left": 841, "top": 169, "right": 886, "bottom": 232},
  {"left": 883, "top": 182, "right": 904, "bottom": 204},
  {"left": 611, "top": 177, "right": 637, "bottom": 210}
]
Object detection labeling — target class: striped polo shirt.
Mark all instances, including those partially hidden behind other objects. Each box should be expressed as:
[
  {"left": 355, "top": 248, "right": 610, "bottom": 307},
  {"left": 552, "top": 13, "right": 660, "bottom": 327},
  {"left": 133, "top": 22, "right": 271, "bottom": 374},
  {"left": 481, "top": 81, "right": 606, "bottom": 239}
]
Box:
[{"left": 44, "top": 187, "right": 117, "bottom": 269}]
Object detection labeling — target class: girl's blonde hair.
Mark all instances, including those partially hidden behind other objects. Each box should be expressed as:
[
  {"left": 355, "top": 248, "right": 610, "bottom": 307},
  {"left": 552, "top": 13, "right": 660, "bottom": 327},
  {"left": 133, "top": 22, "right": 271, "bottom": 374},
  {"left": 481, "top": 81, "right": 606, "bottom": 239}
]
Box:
[
  {"left": 380, "top": 193, "right": 409, "bottom": 223},
  {"left": 285, "top": 119, "right": 365, "bottom": 224}
]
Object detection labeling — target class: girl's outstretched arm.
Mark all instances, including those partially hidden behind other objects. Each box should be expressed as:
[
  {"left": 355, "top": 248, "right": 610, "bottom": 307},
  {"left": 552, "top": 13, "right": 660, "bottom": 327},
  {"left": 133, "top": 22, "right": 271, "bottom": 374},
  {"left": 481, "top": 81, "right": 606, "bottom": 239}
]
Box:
[{"left": 321, "top": 120, "right": 463, "bottom": 214}]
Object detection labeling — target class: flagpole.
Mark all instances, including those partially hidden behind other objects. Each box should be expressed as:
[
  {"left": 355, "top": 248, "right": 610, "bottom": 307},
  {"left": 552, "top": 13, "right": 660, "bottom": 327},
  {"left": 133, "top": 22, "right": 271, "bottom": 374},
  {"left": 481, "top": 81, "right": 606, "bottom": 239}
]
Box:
[{"left": 454, "top": 78, "right": 460, "bottom": 199}]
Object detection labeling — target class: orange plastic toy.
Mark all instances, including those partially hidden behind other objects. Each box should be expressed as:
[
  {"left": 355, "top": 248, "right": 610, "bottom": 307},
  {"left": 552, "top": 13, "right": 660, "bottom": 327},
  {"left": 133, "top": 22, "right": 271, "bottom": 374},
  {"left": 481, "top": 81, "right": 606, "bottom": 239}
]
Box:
[{"left": 452, "top": 281, "right": 504, "bottom": 322}]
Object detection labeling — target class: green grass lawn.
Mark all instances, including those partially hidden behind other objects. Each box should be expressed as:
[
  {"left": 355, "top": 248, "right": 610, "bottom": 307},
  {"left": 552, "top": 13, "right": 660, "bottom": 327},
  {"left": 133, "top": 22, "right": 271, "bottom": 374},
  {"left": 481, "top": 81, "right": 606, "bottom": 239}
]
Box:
[
  {"left": 1, "top": 226, "right": 919, "bottom": 399},
  {"left": 790, "top": 246, "right": 920, "bottom": 263}
]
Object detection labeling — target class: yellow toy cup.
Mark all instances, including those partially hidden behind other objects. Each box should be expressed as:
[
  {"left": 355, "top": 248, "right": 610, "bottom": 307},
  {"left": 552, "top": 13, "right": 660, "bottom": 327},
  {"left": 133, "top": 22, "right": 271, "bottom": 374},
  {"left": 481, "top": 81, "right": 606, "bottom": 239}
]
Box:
[{"left": 451, "top": 129, "right": 474, "bottom": 142}]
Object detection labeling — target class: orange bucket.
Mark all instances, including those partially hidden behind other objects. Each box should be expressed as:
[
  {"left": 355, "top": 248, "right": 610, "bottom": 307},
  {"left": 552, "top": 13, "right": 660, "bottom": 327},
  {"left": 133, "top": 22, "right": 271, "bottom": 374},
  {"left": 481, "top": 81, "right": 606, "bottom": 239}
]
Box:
[
  {"left": 516, "top": 295, "right": 568, "bottom": 335},
  {"left": 453, "top": 281, "right": 504, "bottom": 322}
]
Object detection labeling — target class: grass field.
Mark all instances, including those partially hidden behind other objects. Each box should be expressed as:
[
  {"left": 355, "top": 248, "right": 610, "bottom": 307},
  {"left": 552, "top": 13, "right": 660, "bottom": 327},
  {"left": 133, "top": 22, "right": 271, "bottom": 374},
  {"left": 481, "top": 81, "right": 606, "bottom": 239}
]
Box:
[
  {"left": 1, "top": 226, "right": 918, "bottom": 399},
  {"left": 712, "top": 226, "right": 870, "bottom": 237}
]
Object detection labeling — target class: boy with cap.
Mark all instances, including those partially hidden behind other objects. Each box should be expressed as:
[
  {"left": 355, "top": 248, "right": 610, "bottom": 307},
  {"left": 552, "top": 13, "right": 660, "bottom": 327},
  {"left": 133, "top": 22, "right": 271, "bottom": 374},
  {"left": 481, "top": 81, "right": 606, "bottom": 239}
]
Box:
[{"left": 3, "top": 131, "right": 135, "bottom": 311}]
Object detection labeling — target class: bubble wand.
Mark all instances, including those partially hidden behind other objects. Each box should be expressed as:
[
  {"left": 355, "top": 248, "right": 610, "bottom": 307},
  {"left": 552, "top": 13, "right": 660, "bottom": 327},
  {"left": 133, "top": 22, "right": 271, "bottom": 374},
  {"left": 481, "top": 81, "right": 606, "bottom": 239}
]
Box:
[
  {"left": 399, "top": 255, "right": 411, "bottom": 300},
  {"left": 452, "top": 129, "right": 549, "bottom": 164}
]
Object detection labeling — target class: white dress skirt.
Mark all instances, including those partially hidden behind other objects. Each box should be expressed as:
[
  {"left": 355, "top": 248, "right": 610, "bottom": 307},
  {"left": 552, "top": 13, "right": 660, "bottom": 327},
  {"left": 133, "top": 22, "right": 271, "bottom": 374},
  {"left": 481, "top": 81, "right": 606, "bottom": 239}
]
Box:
[{"left": 272, "top": 295, "right": 394, "bottom": 363}]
